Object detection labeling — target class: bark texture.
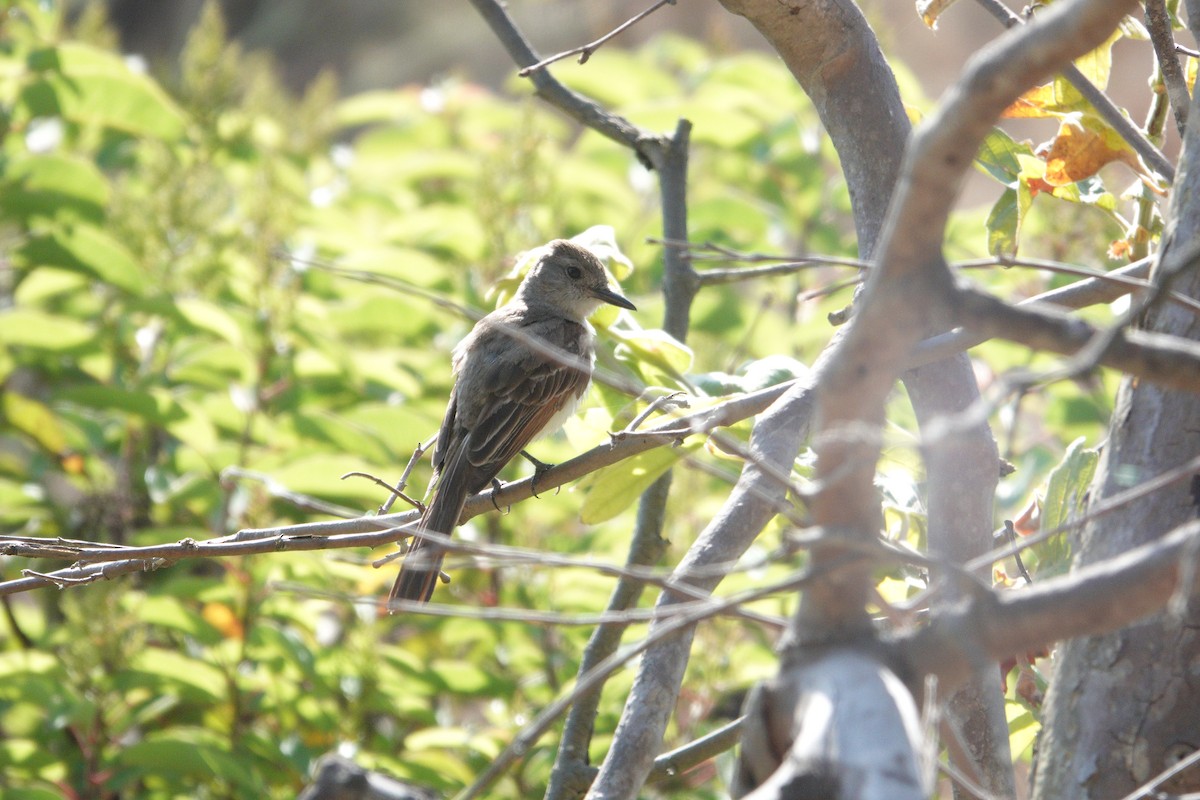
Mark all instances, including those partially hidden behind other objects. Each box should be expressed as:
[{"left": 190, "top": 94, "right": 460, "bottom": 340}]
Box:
[
  {"left": 1032, "top": 281, "right": 1200, "bottom": 800},
  {"left": 1034, "top": 14, "right": 1200, "bottom": 792}
]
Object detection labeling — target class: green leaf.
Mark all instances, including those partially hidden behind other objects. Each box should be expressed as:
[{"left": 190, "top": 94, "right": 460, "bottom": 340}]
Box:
[
  {"left": 428, "top": 660, "right": 497, "bottom": 694},
  {"left": 1033, "top": 437, "right": 1099, "bottom": 577},
  {"left": 581, "top": 441, "right": 700, "bottom": 524},
  {"left": 0, "top": 153, "right": 109, "bottom": 222},
  {"left": 1042, "top": 436, "right": 1098, "bottom": 532},
  {"left": 130, "top": 595, "right": 221, "bottom": 645},
  {"left": 11, "top": 267, "right": 89, "bottom": 305},
  {"left": 976, "top": 128, "right": 1031, "bottom": 185},
  {"left": 1007, "top": 699, "right": 1040, "bottom": 760},
  {"left": 175, "top": 298, "right": 245, "bottom": 346},
  {"left": 337, "top": 245, "right": 454, "bottom": 292},
  {"left": 165, "top": 398, "right": 221, "bottom": 455},
  {"left": 738, "top": 355, "right": 808, "bottom": 392},
  {"left": 0, "top": 784, "right": 66, "bottom": 800},
  {"left": 285, "top": 410, "right": 392, "bottom": 463},
  {"left": 986, "top": 188, "right": 1021, "bottom": 257},
  {"left": 20, "top": 223, "right": 144, "bottom": 294},
  {"left": 56, "top": 385, "right": 180, "bottom": 423},
  {"left": 0, "top": 309, "right": 94, "bottom": 351},
  {"left": 122, "top": 650, "right": 226, "bottom": 703},
  {"left": 21, "top": 43, "right": 188, "bottom": 139},
  {"left": 118, "top": 728, "right": 258, "bottom": 787},
  {"left": 385, "top": 204, "right": 486, "bottom": 261},
  {"left": 0, "top": 651, "right": 60, "bottom": 680},
  {"left": 2, "top": 392, "right": 69, "bottom": 454},
  {"left": 334, "top": 89, "right": 418, "bottom": 128},
  {"left": 611, "top": 328, "right": 694, "bottom": 381}
]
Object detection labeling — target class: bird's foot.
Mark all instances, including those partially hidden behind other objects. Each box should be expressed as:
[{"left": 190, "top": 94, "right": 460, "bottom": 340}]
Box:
[
  {"left": 490, "top": 478, "right": 510, "bottom": 514},
  {"left": 520, "top": 450, "right": 557, "bottom": 498}
]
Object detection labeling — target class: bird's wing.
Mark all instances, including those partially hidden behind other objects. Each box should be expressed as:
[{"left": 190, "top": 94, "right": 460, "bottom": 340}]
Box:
[{"left": 454, "top": 316, "right": 591, "bottom": 490}]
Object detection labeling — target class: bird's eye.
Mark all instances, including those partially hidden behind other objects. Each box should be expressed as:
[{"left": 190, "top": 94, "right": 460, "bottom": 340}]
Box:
[{"left": 567, "top": 266, "right": 582, "bottom": 279}]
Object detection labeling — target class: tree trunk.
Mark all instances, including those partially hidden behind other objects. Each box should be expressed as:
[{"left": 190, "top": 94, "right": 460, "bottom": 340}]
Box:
[{"left": 1034, "top": 37, "right": 1200, "bottom": 793}]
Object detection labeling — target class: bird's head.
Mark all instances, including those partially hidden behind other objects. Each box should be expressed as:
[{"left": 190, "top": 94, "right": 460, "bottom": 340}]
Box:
[{"left": 519, "top": 239, "right": 636, "bottom": 321}]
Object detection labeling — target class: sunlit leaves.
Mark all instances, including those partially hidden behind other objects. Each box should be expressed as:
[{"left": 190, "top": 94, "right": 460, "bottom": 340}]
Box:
[
  {"left": 0, "top": 308, "right": 94, "bottom": 350},
  {"left": 978, "top": 26, "right": 1154, "bottom": 256},
  {"left": 19, "top": 42, "right": 188, "bottom": 140},
  {"left": 580, "top": 442, "right": 699, "bottom": 524},
  {"left": 0, "top": 153, "right": 109, "bottom": 223},
  {"left": 19, "top": 223, "right": 144, "bottom": 295}
]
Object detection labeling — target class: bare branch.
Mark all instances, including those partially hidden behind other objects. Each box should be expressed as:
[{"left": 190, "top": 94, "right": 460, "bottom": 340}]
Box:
[
  {"left": 1144, "top": 0, "right": 1190, "bottom": 135},
  {"left": 518, "top": 0, "right": 677, "bottom": 76},
  {"left": 0, "top": 381, "right": 793, "bottom": 597},
  {"left": 1118, "top": 746, "right": 1200, "bottom": 800},
  {"left": 466, "top": 0, "right": 668, "bottom": 165},
  {"left": 647, "top": 717, "right": 744, "bottom": 784},
  {"left": 222, "top": 467, "right": 362, "bottom": 518},
  {"left": 911, "top": 257, "right": 1155, "bottom": 365},
  {"left": 460, "top": 559, "right": 852, "bottom": 800},
  {"left": 956, "top": 287, "right": 1200, "bottom": 392},
  {"left": 896, "top": 518, "right": 1200, "bottom": 692}
]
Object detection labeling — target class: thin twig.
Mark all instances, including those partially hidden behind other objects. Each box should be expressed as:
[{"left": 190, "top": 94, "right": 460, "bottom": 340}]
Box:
[
  {"left": 341, "top": 471, "right": 424, "bottom": 514},
  {"left": 1144, "top": 0, "right": 1190, "bottom": 135},
  {"left": 351, "top": 432, "right": 437, "bottom": 515},
  {"left": 621, "top": 391, "right": 689, "bottom": 433},
  {"left": 518, "top": 0, "right": 678, "bottom": 76},
  {"left": 221, "top": 467, "right": 362, "bottom": 518},
  {"left": 1002, "top": 520, "right": 1034, "bottom": 585},
  {"left": 467, "top": 0, "right": 667, "bottom": 164},
  {"left": 282, "top": 583, "right": 775, "bottom": 629},
  {"left": 1117, "top": 744, "right": 1200, "bottom": 800},
  {"left": 698, "top": 259, "right": 862, "bottom": 285}
]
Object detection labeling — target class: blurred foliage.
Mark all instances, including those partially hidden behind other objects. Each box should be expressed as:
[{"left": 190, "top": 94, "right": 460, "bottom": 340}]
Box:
[{"left": 0, "top": 0, "right": 1147, "bottom": 797}]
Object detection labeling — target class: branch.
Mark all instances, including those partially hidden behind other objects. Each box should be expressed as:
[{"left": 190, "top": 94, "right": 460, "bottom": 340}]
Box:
[
  {"left": 896, "top": 518, "right": 1200, "bottom": 692},
  {"left": 732, "top": 651, "right": 929, "bottom": 800},
  {"left": 458, "top": 556, "right": 856, "bottom": 800},
  {"left": 518, "top": 0, "right": 678, "bottom": 76},
  {"left": 464, "top": 9, "right": 699, "bottom": 797},
  {"left": 549, "top": 118, "right": 694, "bottom": 800},
  {"left": 646, "top": 717, "right": 744, "bottom": 784},
  {"left": 0, "top": 380, "right": 793, "bottom": 597},
  {"left": 910, "top": 257, "right": 1154, "bottom": 365},
  {"left": 466, "top": 0, "right": 668, "bottom": 166},
  {"left": 956, "top": 287, "right": 1200, "bottom": 393},
  {"left": 799, "top": 0, "right": 1142, "bottom": 625},
  {"left": 586, "top": 371, "right": 818, "bottom": 800},
  {"left": 1144, "top": 0, "right": 1190, "bottom": 136},
  {"left": 577, "top": 0, "right": 919, "bottom": 793},
  {"left": 975, "top": 0, "right": 1176, "bottom": 182}
]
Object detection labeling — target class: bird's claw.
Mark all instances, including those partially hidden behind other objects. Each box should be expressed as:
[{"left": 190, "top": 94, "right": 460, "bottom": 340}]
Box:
[
  {"left": 490, "top": 479, "right": 510, "bottom": 514},
  {"left": 520, "top": 450, "right": 557, "bottom": 498}
]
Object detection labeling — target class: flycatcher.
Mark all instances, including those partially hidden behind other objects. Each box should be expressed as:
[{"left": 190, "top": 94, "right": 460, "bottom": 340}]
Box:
[{"left": 389, "top": 239, "right": 636, "bottom": 606}]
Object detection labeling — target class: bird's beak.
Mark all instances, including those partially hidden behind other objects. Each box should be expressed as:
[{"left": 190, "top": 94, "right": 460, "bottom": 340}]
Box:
[{"left": 592, "top": 285, "right": 637, "bottom": 311}]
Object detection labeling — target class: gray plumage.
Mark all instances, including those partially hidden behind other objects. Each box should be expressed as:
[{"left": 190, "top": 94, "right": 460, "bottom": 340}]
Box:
[{"left": 389, "top": 239, "right": 636, "bottom": 605}]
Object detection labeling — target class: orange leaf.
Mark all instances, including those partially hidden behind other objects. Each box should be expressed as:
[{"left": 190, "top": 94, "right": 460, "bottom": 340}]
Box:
[
  {"left": 1003, "top": 84, "right": 1061, "bottom": 119},
  {"left": 1025, "top": 175, "right": 1056, "bottom": 198},
  {"left": 202, "top": 602, "right": 245, "bottom": 640},
  {"left": 1042, "top": 120, "right": 1135, "bottom": 186}
]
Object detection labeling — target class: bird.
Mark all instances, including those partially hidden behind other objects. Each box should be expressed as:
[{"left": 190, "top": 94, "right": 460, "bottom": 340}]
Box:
[{"left": 388, "top": 239, "right": 636, "bottom": 606}]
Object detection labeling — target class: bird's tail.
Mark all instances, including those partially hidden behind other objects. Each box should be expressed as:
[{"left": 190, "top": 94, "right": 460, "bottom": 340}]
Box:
[{"left": 388, "top": 450, "right": 471, "bottom": 607}]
